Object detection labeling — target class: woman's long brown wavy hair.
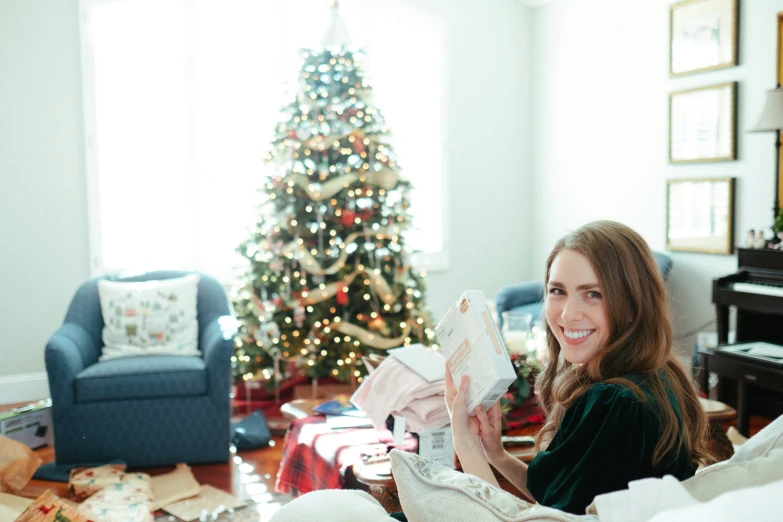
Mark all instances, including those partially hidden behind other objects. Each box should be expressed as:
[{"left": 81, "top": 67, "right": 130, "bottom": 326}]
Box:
[{"left": 534, "top": 221, "right": 714, "bottom": 467}]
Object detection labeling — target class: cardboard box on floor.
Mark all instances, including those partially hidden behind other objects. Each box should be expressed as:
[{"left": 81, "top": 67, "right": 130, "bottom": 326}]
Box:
[
  {"left": 436, "top": 291, "right": 516, "bottom": 415},
  {"left": 0, "top": 399, "right": 53, "bottom": 450}
]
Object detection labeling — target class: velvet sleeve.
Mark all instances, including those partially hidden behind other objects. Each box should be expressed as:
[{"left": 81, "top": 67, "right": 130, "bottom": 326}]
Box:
[{"left": 526, "top": 383, "right": 655, "bottom": 515}]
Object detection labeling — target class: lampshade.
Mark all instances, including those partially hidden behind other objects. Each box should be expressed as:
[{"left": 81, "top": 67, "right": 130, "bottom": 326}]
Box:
[{"left": 750, "top": 88, "right": 783, "bottom": 132}]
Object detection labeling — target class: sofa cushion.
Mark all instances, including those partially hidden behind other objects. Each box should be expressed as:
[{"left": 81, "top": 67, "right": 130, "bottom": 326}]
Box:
[
  {"left": 390, "top": 450, "right": 596, "bottom": 521},
  {"left": 75, "top": 356, "right": 207, "bottom": 403}
]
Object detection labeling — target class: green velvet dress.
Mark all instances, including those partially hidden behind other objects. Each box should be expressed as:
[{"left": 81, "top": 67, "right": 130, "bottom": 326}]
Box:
[{"left": 526, "top": 374, "right": 698, "bottom": 514}]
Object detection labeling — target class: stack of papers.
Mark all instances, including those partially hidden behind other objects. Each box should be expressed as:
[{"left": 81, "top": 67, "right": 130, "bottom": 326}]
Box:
[{"left": 719, "top": 342, "right": 783, "bottom": 364}]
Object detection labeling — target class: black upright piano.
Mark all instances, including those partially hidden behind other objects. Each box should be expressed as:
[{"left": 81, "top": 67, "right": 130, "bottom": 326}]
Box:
[{"left": 702, "top": 248, "right": 783, "bottom": 435}]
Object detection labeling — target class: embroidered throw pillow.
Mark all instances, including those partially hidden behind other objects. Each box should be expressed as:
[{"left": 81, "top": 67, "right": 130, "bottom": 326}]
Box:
[
  {"left": 97, "top": 274, "right": 200, "bottom": 360},
  {"left": 389, "top": 450, "right": 596, "bottom": 522}
]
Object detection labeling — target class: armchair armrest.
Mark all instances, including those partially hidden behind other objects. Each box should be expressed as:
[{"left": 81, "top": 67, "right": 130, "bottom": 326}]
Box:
[
  {"left": 495, "top": 282, "right": 545, "bottom": 326},
  {"left": 45, "top": 323, "right": 99, "bottom": 407},
  {"left": 201, "top": 316, "right": 236, "bottom": 404}
]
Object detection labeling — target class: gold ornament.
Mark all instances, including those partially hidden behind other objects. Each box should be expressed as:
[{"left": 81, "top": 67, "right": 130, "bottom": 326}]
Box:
[{"left": 368, "top": 316, "right": 391, "bottom": 336}]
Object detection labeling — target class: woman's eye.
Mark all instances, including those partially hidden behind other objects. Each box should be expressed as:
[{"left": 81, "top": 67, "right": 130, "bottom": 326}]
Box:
[
  {"left": 548, "top": 288, "right": 565, "bottom": 296},
  {"left": 586, "top": 291, "right": 602, "bottom": 299}
]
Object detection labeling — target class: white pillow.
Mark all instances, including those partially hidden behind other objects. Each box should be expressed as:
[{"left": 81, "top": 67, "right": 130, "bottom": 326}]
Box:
[
  {"left": 268, "top": 490, "right": 394, "bottom": 522},
  {"left": 97, "top": 274, "right": 200, "bottom": 360},
  {"left": 389, "top": 450, "right": 596, "bottom": 522},
  {"left": 680, "top": 414, "right": 783, "bottom": 502},
  {"left": 648, "top": 478, "right": 783, "bottom": 522}
]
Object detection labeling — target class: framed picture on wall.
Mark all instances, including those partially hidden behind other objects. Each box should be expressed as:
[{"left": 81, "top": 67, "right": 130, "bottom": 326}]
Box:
[
  {"left": 670, "top": 0, "right": 738, "bottom": 77},
  {"left": 669, "top": 82, "right": 736, "bottom": 164},
  {"left": 666, "top": 177, "right": 735, "bottom": 255}
]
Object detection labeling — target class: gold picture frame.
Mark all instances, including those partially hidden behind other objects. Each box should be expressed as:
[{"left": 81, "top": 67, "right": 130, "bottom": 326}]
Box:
[
  {"left": 669, "top": 82, "right": 737, "bottom": 164},
  {"left": 777, "top": 12, "right": 783, "bottom": 213},
  {"left": 670, "top": 0, "right": 738, "bottom": 77},
  {"left": 666, "top": 177, "right": 735, "bottom": 255}
]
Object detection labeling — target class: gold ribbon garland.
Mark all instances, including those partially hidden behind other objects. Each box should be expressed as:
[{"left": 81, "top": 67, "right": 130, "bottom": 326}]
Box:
[
  {"left": 287, "top": 270, "right": 358, "bottom": 308},
  {"left": 334, "top": 320, "right": 413, "bottom": 350},
  {"left": 284, "top": 168, "right": 399, "bottom": 201},
  {"left": 283, "top": 263, "right": 410, "bottom": 308}
]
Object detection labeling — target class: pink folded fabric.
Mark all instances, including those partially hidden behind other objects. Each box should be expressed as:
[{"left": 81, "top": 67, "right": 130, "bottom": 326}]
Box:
[
  {"left": 398, "top": 395, "right": 451, "bottom": 433},
  {"left": 351, "top": 357, "right": 449, "bottom": 433}
]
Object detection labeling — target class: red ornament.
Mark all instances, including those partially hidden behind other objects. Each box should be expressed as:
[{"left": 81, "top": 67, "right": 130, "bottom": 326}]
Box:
[
  {"left": 288, "top": 130, "right": 297, "bottom": 140},
  {"left": 340, "top": 210, "right": 356, "bottom": 227},
  {"left": 340, "top": 208, "right": 373, "bottom": 227},
  {"left": 337, "top": 287, "right": 349, "bottom": 305}
]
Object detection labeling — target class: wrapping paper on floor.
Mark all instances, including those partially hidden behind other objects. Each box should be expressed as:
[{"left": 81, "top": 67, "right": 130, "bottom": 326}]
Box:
[
  {"left": 149, "top": 463, "right": 201, "bottom": 511},
  {"left": 350, "top": 357, "right": 448, "bottom": 433},
  {"left": 0, "top": 435, "right": 43, "bottom": 493},
  {"left": 162, "top": 484, "right": 245, "bottom": 522},
  {"left": 77, "top": 472, "right": 154, "bottom": 522},
  {"left": 68, "top": 464, "right": 127, "bottom": 501},
  {"left": 13, "top": 490, "right": 92, "bottom": 522}
]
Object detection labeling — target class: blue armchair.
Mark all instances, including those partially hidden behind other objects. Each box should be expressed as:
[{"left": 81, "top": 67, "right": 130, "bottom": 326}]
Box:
[
  {"left": 496, "top": 252, "right": 673, "bottom": 328},
  {"left": 45, "top": 270, "right": 235, "bottom": 468}
]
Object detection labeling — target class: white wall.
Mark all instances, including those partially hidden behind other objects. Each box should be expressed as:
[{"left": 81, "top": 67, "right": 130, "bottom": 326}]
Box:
[
  {"left": 0, "top": 0, "right": 89, "bottom": 400},
  {"left": 423, "top": 0, "right": 533, "bottom": 318},
  {"left": 530, "top": 0, "right": 783, "bottom": 355},
  {"left": 0, "top": 0, "right": 532, "bottom": 399}
]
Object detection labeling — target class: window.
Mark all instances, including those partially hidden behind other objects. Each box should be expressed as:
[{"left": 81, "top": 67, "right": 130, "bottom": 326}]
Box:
[{"left": 81, "top": 0, "right": 448, "bottom": 280}]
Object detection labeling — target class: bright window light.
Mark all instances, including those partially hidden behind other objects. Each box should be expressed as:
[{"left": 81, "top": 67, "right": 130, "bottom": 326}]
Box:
[{"left": 82, "top": 0, "right": 447, "bottom": 279}]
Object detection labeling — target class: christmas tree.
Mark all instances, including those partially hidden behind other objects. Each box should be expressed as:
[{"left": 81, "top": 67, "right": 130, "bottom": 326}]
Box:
[{"left": 231, "top": 42, "right": 435, "bottom": 387}]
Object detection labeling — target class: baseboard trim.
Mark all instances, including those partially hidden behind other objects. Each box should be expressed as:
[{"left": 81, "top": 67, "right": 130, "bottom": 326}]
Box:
[{"left": 0, "top": 372, "right": 50, "bottom": 405}]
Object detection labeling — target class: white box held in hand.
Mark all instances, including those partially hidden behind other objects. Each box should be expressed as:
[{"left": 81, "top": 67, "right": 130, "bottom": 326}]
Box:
[{"left": 435, "top": 290, "right": 516, "bottom": 415}]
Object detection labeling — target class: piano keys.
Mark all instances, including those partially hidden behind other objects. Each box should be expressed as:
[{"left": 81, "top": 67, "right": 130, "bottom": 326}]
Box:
[{"left": 731, "top": 282, "right": 783, "bottom": 298}]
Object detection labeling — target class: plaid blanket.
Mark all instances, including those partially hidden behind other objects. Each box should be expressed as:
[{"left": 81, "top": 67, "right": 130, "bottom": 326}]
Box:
[{"left": 275, "top": 416, "right": 417, "bottom": 497}]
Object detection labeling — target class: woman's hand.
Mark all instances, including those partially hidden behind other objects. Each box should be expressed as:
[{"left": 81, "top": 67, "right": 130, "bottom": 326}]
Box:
[
  {"left": 445, "top": 368, "right": 506, "bottom": 464},
  {"left": 445, "top": 370, "right": 481, "bottom": 448},
  {"left": 475, "top": 402, "right": 505, "bottom": 464}
]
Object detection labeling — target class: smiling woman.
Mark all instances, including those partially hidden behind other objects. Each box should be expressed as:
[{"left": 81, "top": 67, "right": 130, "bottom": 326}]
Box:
[
  {"left": 522, "top": 220, "right": 716, "bottom": 513},
  {"left": 419, "top": 221, "right": 719, "bottom": 517},
  {"left": 544, "top": 249, "right": 609, "bottom": 366}
]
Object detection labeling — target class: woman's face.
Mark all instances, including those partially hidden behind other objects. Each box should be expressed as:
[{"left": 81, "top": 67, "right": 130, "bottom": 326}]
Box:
[{"left": 544, "top": 249, "right": 610, "bottom": 365}]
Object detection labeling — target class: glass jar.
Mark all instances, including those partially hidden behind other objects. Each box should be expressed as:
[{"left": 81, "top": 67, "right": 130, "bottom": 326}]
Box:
[{"left": 501, "top": 311, "right": 533, "bottom": 355}]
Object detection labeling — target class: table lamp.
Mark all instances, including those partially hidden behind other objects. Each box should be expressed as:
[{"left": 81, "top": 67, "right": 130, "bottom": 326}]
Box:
[{"left": 750, "top": 87, "right": 783, "bottom": 221}]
